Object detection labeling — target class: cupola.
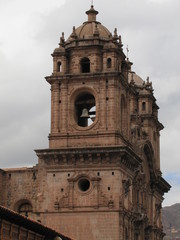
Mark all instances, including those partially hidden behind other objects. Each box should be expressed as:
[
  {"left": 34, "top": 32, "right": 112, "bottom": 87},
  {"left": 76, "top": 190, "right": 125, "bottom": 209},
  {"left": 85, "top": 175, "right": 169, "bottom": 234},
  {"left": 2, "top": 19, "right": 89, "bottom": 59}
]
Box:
[{"left": 86, "top": 5, "right": 98, "bottom": 22}]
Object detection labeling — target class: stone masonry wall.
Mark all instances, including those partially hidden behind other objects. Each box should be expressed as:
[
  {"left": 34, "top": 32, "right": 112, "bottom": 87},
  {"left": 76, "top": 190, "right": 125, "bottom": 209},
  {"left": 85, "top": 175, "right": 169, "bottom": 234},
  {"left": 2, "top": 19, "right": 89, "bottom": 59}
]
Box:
[
  {"left": 2, "top": 168, "right": 38, "bottom": 220},
  {"left": 43, "top": 212, "right": 120, "bottom": 240},
  {"left": 1, "top": 160, "right": 132, "bottom": 240},
  {"left": 0, "top": 169, "right": 5, "bottom": 203}
]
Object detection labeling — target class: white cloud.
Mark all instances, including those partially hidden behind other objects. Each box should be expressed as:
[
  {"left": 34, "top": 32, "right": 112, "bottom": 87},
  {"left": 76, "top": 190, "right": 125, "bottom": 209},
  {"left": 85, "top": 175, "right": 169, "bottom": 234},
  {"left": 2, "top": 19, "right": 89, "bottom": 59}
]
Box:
[
  {"left": 0, "top": 0, "right": 66, "bottom": 58},
  {"left": 163, "top": 174, "right": 180, "bottom": 206},
  {"left": 148, "top": 0, "right": 169, "bottom": 3}
]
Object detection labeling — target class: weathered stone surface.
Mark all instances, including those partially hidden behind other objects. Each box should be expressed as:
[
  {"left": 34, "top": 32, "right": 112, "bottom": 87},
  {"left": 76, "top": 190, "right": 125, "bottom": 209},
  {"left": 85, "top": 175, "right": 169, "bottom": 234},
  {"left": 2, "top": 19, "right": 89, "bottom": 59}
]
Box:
[{"left": 0, "top": 5, "right": 170, "bottom": 240}]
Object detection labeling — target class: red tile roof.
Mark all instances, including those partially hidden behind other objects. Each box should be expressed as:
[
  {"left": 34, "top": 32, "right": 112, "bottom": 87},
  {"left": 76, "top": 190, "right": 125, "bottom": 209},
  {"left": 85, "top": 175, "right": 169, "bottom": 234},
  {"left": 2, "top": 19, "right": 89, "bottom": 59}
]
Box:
[{"left": 0, "top": 205, "right": 73, "bottom": 240}]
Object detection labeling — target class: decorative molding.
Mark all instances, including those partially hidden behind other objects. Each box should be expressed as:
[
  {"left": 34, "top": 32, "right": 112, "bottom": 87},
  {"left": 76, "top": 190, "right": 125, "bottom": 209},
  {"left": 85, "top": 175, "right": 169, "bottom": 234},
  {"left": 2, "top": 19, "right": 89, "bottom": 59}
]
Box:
[
  {"left": 54, "top": 171, "right": 114, "bottom": 210},
  {"left": 36, "top": 146, "right": 141, "bottom": 172}
]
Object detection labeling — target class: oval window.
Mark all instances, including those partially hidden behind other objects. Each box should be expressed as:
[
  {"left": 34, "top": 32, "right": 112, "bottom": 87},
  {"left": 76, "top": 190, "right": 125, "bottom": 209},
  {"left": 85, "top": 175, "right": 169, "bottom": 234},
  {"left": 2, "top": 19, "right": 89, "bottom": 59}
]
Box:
[{"left": 78, "top": 178, "right": 90, "bottom": 192}]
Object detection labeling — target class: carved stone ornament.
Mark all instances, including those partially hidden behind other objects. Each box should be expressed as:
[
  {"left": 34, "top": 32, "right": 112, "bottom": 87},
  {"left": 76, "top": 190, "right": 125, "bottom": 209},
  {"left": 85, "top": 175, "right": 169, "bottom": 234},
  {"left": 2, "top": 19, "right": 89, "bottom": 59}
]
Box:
[{"left": 54, "top": 171, "right": 114, "bottom": 210}]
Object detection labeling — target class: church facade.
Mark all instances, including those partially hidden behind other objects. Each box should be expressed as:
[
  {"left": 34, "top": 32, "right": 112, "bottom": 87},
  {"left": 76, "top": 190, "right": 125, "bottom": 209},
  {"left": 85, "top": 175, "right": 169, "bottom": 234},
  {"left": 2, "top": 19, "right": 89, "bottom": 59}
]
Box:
[{"left": 0, "top": 5, "right": 170, "bottom": 240}]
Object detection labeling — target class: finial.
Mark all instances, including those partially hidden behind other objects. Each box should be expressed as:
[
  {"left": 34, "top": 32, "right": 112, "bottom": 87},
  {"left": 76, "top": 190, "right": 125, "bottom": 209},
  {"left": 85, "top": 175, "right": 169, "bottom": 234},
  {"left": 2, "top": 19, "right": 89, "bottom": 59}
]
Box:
[
  {"left": 113, "top": 28, "right": 118, "bottom": 43},
  {"left": 59, "top": 32, "right": 65, "bottom": 47},
  {"left": 91, "top": 0, "right": 93, "bottom": 6},
  {"left": 147, "top": 76, "right": 149, "bottom": 83},
  {"left": 146, "top": 76, "right": 153, "bottom": 91},
  {"left": 114, "top": 28, "right": 117, "bottom": 36},
  {"left": 118, "top": 35, "right": 123, "bottom": 48},
  {"left": 71, "top": 26, "right": 77, "bottom": 39},
  {"left": 113, "top": 28, "right": 118, "bottom": 42},
  {"left": 126, "top": 45, "right": 129, "bottom": 59}
]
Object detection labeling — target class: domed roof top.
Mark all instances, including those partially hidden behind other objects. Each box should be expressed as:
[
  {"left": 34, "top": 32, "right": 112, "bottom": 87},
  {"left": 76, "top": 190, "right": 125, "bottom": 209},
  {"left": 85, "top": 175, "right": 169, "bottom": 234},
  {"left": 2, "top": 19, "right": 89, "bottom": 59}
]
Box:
[
  {"left": 75, "top": 22, "right": 111, "bottom": 39},
  {"left": 54, "top": 47, "right": 65, "bottom": 53},
  {"left": 128, "top": 72, "right": 144, "bottom": 86},
  {"left": 67, "top": 5, "right": 111, "bottom": 41}
]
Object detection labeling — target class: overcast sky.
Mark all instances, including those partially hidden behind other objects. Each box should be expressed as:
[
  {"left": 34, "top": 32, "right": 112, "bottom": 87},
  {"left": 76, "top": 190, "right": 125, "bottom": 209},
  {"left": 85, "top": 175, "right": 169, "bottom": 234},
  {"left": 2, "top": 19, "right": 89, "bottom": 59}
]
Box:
[{"left": 0, "top": 0, "right": 179, "bottom": 206}]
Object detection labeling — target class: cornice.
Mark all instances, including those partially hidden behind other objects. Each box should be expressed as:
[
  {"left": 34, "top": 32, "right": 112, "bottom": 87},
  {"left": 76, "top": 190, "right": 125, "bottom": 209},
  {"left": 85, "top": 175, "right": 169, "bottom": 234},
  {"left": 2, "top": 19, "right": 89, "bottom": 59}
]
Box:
[{"left": 35, "top": 145, "right": 142, "bottom": 172}]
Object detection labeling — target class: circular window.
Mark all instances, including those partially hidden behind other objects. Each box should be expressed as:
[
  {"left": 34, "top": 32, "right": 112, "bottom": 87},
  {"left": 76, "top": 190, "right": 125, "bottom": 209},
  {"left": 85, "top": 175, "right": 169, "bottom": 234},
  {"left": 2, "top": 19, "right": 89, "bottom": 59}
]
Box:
[
  {"left": 75, "top": 92, "right": 96, "bottom": 127},
  {"left": 78, "top": 178, "right": 90, "bottom": 192}
]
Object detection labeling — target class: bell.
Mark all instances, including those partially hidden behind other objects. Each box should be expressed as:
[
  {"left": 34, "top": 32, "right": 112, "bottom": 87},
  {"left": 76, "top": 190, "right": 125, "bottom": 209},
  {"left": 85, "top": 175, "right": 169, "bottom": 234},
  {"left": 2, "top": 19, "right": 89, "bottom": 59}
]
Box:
[{"left": 80, "top": 108, "right": 89, "bottom": 118}]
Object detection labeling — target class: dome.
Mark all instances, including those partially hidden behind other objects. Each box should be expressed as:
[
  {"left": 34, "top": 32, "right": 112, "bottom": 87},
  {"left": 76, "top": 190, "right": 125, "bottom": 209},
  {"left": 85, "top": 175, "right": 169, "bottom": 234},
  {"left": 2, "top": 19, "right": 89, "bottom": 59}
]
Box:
[
  {"left": 128, "top": 72, "right": 144, "bottom": 86},
  {"left": 74, "top": 22, "right": 111, "bottom": 40},
  {"left": 67, "top": 5, "right": 111, "bottom": 41},
  {"left": 53, "top": 47, "right": 65, "bottom": 53}
]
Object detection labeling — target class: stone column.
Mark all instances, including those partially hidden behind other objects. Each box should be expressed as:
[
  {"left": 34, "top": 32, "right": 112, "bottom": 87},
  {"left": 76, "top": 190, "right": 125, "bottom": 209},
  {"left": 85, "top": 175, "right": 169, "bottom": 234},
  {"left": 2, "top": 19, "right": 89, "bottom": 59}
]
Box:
[
  {"left": 99, "top": 79, "right": 106, "bottom": 130},
  {"left": 60, "top": 81, "right": 68, "bottom": 132},
  {"left": 107, "top": 78, "right": 115, "bottom": 130},
  {"left": 51, "top": 82, "right": 60, "bottom": 134}
]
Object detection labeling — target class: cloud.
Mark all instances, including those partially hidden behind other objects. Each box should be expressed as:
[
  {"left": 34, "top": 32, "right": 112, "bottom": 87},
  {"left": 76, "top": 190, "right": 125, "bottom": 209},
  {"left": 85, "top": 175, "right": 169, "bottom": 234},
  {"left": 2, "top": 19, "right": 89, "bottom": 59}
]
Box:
[
  {"left": 163, "top": 174, "right": 180, "bottom": 206},
  {"left": 0, "top": 0, "right": 66, "bottom": 58},
  {"left": 148, "top": 0, "right": 169, "bottom": 3}
]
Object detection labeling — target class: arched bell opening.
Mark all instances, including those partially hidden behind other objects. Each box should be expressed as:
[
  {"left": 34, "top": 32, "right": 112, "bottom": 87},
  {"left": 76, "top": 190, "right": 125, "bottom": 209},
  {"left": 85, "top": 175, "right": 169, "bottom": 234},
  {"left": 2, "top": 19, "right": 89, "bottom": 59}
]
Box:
[
  {"left": 57, "top": 61, "right": 62, "bottom": 72},
  {"left": 107, "top": 58, "right": 112, "bottom": 69},
  {"left": 80, "top": 57, "right": 90, "bottom": 73},
  {"left": 75, "top": 92, "right": 96, "bottom": 127},
  {"left": 142, "top": 102, "right": 146, "bottom": 111}
]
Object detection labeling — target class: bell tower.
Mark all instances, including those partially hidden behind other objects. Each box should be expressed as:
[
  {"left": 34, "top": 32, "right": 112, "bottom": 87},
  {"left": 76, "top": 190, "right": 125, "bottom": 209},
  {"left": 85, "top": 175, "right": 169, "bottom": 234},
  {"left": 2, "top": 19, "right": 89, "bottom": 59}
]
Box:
[
  {"left": 35, "top": 5, "right": 170, "bottom": 240},
  {"left": 46, "top": 5, "right": 131, "bottom": 149}
]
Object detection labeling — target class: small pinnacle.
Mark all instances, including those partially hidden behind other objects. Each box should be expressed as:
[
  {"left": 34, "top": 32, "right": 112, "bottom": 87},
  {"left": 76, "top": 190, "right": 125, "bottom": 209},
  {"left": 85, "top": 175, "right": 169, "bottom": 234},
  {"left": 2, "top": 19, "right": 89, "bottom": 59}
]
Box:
[
  {"left": 113, "top": 28, "right": 118, "bottom": 42},
  {"left": 59, "top": 32, "right": 65, "bottom": 47},
  {"left": 118, "top": 35, "right": 123, "bottom": 49},
  {"left": 71, "top": 26, "right": 77, "bottom": 39},
  {"left": 114, "top": 28, "right": 118, "bottom": 36},
  {"left": 126, "top": 45, "right": 129, "bottom": 59}
]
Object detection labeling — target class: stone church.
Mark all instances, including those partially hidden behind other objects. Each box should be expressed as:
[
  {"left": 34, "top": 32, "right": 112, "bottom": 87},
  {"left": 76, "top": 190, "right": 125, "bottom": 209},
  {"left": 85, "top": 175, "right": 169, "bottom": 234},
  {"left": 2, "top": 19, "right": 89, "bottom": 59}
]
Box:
[{"left": 0, "top": 5, "right": 170, "bottom": 240}]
